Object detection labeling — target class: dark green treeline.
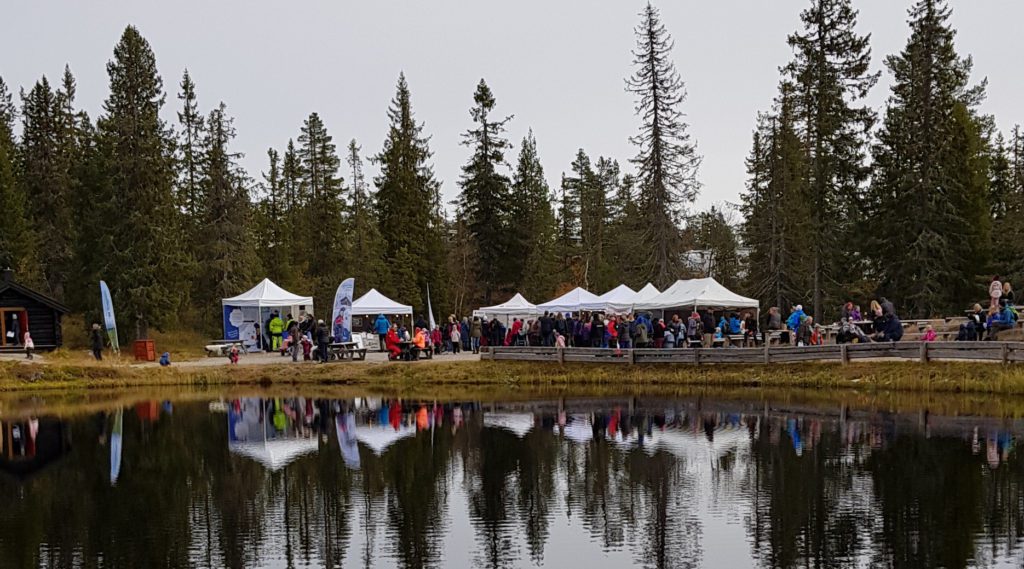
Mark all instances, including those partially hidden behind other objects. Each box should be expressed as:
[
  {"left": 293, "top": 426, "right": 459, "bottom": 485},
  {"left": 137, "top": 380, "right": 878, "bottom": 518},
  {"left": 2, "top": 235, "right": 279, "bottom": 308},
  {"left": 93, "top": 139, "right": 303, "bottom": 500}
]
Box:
[
  {"left": 2, "top": 2, "right": 1023, "bottom": 337},
  {"left": 742, "top": 0, "right": 1024, "bottom": 319}
]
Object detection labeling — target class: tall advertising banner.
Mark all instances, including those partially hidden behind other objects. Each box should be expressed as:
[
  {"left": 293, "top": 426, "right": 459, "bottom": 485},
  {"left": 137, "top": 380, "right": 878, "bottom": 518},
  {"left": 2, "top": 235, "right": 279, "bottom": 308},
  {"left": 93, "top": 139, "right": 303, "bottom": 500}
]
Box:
[
  {"left": 100, "top": 281, "right": 120, "bottom": 354},
  {"left": 332, "top": 278, "right": 355, "bottom": 342},
  {"left": 427, "top": 284, "right": 437, "bottom": 330}
]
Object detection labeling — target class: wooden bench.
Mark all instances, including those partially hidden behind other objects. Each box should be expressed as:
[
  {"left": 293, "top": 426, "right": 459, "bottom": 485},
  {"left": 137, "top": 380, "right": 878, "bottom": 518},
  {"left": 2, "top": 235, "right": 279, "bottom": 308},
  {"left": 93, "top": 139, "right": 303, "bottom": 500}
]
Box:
[
  {"left": 327, "top": 342, "right": 367, "bottom": 361},
  {"left": 726, "top": 334, "right": 747, "bottom": 347}
]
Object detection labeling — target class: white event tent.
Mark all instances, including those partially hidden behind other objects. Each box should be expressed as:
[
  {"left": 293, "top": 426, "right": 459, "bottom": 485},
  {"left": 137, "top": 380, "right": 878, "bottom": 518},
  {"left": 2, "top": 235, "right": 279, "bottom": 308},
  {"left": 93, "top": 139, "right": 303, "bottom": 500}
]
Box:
[
  {"left": 537, "top": 287, "right": 600, "bottom": 314},
  {"left": 222, "top": 279, "right": 314, "bottom": 349},
  {"left": 351, "top": 288, "right": 413, "bottom": 316},
  {"left": 583, "top": 284, "right": 638, "bottom": 314},
  {"left": 476, "top": 293, "right": 540, "bottom": 323},
  {"left": 634, "top": 277, "right": 758, "bottom": 313},
  {"left": 222, "top": 278, "right": 314, "bottom": 311},
  {"left": 634, "top": 283, "right": 661, "bottom": 304}
]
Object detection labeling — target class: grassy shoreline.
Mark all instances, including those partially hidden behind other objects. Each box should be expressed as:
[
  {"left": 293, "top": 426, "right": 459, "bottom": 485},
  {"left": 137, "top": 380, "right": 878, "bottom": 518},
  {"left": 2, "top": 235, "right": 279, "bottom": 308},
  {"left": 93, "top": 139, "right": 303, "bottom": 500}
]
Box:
[
  {"left": 5, "top": 359, "right": 1024, "bottom": 418},
  {"left": 4, "top": 358, "right": 1024, "bottom": 395}
]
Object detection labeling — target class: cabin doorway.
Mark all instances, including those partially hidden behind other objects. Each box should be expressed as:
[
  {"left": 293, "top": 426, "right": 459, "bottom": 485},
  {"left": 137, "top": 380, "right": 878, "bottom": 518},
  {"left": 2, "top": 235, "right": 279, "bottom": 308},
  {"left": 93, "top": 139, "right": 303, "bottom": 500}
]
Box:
[{"left": 1, "top": 308, "right": 28, "bottom": 347}]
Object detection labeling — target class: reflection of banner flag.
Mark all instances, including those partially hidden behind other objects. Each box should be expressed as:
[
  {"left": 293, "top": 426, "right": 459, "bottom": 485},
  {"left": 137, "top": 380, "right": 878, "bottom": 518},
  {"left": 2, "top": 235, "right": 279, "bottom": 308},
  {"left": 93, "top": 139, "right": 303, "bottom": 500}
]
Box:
[
  {"left": 427, "top": 284, "right": 437, "bottom": 330},
  {"left": 332, "top": 278, "right": 355, "bottom": 342},
  {"left": 100, "top": 281, "right": 120, "bottom": 354},
  {"left": 110, "top": 408, "right": 123, "bottom": 486}
]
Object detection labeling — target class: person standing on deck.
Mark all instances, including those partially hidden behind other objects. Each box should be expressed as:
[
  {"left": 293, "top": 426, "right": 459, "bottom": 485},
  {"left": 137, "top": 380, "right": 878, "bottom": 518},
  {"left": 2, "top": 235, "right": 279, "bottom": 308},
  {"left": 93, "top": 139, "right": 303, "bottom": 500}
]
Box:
[
  {"left": 268, "top": 311, "right": 284, "bottom": 351},
  {"left": 315, "top": 320, "right": 330, "bottom": 363},
  {"left": 470, "top": 317, "right": 482, "bottom": 354},
  {"left": 374, "top": 314, "right": 391, "bottom": 352},
  {"left": 990, "top": 277, "right": 1003, "bottom": 310}
]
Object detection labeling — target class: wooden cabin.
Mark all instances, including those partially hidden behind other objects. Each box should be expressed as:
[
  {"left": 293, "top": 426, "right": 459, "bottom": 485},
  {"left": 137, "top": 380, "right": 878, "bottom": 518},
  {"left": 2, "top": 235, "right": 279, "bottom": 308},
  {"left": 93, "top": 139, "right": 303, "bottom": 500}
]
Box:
[{"left": 0, "top": 269, "right": 70, "bottom": 352}]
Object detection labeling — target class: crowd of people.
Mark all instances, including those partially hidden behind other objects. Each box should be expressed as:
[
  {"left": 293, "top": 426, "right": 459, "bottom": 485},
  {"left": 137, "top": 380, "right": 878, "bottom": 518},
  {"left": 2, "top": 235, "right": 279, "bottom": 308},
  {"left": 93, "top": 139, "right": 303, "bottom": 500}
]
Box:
[{"left": 232, "top": 276, "right": 1023, "bottom": 365}]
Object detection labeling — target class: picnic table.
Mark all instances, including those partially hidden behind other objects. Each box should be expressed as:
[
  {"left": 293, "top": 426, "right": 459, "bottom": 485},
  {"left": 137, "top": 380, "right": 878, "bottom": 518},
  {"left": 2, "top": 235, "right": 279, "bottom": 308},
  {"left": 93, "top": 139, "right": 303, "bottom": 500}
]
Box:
[
  {"left": 326, "top": 341, "right": 367, "bottom": 361},
  {"left": 205, "top": 341, "right": 243, "bottom": 357},
  {"left": 395, "top": 341, "right": 432, "bottom": 361}
]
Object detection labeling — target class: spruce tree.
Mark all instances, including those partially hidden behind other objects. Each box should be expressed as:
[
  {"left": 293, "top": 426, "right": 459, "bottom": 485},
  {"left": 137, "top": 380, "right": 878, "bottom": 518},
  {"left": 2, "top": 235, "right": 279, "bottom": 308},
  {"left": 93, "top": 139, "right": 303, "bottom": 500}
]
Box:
[
  {"left": 176, "top": 69, "right": 204, "bottom": 221},
  {"left": 296, "top": 112, "right": 347, "bottom": 310},
  {"left": 0, "top": 77, "right": 36, "bottom": 280},
  {"left": 254, "top": 148, "right": 283, "bottom": 278},
  {"left": 868, "top": 0, "right": 990, "bottom": 316},
  {"left": 988, "top": 133, "right": 1023, "bottom": 281},
  {"left": 626, "top": 3, "right": 701, "bottom": 287},
  {"left": 741, "top": 90, "right": 813, "bottom": 311},
  {"left": 21, "top": 76, "right": 78, "bottom": 297},
  {"left": 373, "top": 74, "right": 446, "bottom": 308},
  {"left": 97, "top": 25, "right": 187, "bottom": 338},
  {"left": 457, "top": 79, "right": 513, "bottom": 305},
  {"left": 509, "top": 131, "right": 559, "bottom": 300},
  {"left": 347, "top": 139, "right": 386, "bottom": 289},
  {"left": 784, "top": 0, "right": 879, "bottom": 320},
  {"left": 556, "top": 174, "right": 583, "bottom": 288},
  {"left": 194, "top": 103, "right": 259, "bottom": 329}
]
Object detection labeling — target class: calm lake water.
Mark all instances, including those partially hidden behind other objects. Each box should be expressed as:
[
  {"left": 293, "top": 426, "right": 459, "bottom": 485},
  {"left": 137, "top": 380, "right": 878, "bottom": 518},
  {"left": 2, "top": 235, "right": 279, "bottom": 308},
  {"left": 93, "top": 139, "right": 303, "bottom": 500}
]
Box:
[{"left": 1, "top": 391, "right": 1024, "bottom": 569}]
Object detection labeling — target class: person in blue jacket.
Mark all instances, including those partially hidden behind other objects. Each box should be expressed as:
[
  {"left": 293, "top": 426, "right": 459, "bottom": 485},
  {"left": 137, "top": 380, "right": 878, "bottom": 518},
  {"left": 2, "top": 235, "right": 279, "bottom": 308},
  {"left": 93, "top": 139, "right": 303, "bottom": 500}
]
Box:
[
  {"left": 374, "top": 314, "right": 391, "bottom": 352},
  {"left": 787, "top": 305, "right": 806, "bottom": 331},
  {"left": 728, "top": 313, "right": 743, "bottom": 335}
]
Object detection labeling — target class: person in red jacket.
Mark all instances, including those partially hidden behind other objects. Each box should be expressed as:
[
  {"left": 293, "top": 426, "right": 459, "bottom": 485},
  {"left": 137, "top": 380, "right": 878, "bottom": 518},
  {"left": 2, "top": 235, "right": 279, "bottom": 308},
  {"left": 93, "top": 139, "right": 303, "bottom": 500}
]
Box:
[{"left": 385, "top": 325, "right": 402, "bottom": 360}]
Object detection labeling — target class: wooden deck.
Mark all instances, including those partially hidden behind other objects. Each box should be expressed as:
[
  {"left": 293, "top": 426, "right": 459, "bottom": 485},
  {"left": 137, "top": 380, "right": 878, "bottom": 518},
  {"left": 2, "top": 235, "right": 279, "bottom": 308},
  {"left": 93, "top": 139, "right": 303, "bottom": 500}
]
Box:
[{"left": 481, "top": 341, "right": 1024, "bottom": 365}]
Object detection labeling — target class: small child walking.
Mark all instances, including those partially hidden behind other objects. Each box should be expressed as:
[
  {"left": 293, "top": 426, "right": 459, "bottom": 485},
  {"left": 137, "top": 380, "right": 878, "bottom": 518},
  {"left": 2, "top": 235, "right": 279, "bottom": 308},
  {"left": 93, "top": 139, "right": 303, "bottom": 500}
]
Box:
[
  {"left": 23, "top": 332, "right": 34, "bottom": 360},
  {"left": 450, "top": 326, "right": 462, "bottom": 354},
  {"left": 228, "top": 344, "right": 240, "bottom": 364}
]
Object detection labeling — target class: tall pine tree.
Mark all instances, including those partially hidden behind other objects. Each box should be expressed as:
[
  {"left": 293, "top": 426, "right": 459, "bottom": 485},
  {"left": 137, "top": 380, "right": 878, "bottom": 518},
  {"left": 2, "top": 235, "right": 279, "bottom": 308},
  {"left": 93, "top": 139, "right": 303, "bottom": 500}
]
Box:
[
  {"left": 176, "top": 70, "right": 204, "bottom": 222},
  {"left": 97, "top": 25, "right": 187, "bottom": 338},
  {"left": 347, "top": 139, "right": 386, "bottom": 290},
  {"left": 626, "top": 3, "right": 701, "bottom": 287},
  {"left": 194, "top": 102, "right": 260, "bottom": 329},
  {"left": 0, "top": 76, "right": 36, "bottom": 280},
  {"left": 373, "top": 74, "right": 446, "bottom": 309},
  {"left": 296, "top": 112, "right": 347, "bottom": 310},
  {"left": 784, "top": 0, "right": 878, "bottom": 320},
  {"left": 868, "top": 0, "right": 990, "bottom": 316},
  {"left": 508, "top": 131, "right": 559, "bottom": 300},
  {"left": 457, "top": 79, "right": 513, "bottom": 305}
]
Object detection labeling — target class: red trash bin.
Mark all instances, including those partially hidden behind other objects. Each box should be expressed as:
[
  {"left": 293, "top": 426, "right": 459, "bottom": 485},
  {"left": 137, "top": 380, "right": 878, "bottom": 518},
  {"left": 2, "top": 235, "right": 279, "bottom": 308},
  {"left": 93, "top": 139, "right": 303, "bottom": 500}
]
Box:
[{"left": 133, "top": 339, "right": 156, "bottom": 362}]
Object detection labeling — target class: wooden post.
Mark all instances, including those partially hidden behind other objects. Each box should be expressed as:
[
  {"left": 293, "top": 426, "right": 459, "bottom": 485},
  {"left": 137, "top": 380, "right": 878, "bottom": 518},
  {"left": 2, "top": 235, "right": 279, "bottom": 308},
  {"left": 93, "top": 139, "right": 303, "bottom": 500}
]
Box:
[
  {"left": 629, "top": 348, "right": 636, "bottom": 365},
  {"left": 694, "top": 348, "right": 701, "bottom": 366},
  {"left": 1002, "top": 342, "right": 1009, "bottom": 365},
  {"left": 558, "top": 347, "right": 565, "bottom": 365},
  {"left": 763, "top": 342, "right": 770, "bottom": 365},
  {"left": 840, "top": 344, "right": 849, "bottom": 365},
  {"left": 919, "top": 342, "right": 928, "bottom": 363}
]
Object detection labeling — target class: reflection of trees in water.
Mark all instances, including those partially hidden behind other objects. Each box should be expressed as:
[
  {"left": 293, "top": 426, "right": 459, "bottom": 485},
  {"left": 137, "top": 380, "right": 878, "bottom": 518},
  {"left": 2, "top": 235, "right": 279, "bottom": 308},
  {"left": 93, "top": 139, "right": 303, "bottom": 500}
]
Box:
[
  {"left": 465, "top": 428, "right": 522, "bottom": 569},
  {"left": 867, "top": 435, "right": 986, "bottom": 569},
  {"left": 625, "top": 449, "right": 703, "bottom": 569},
  {"left": 745, "top": 417, "right": 874, "bottom": 568}
]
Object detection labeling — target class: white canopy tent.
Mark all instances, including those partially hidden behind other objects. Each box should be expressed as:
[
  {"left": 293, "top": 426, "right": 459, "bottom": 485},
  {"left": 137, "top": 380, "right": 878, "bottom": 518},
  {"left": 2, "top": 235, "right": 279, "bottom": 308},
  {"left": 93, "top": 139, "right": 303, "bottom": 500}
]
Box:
[
  {"left": 475, "top": 293, "right": 540, "bottom": 323},
  {"left": 221, "top": 279, "right": 314, "bottom": 350},
  {"left": 634, "top": 283, "right": 661, "bottom": 304},
  {"left": 583, "top": 284, "right": 639, "bottom": 314},
  {"left": 634, "top": 278, "right": 758, "bottom": 313},
  {"left": 536, "top": 287, "right": 600, "bottom": 314},
  {"left": 351, "top": 288, "right": 413, "bottom": 316},
  {"left": 222, "top": 278, "right": 314, "bottom": 309}
]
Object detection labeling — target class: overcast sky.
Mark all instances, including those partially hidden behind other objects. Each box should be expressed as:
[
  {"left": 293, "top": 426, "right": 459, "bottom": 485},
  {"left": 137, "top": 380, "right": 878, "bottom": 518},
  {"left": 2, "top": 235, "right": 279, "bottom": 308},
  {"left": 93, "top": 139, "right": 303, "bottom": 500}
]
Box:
[{"left": 3, "top": 1, "right": 1022, "bottom": 216}]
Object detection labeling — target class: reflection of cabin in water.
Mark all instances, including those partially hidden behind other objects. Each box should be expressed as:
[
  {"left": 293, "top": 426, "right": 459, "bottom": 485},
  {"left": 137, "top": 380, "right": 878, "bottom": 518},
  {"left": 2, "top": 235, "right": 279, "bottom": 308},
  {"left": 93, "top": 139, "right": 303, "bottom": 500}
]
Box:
[
  {"left": 0, "top": 418, "right": 71, "bottom": 481},
  {"left": 0, "top": 269, "right": 70, "bottom": 351}
]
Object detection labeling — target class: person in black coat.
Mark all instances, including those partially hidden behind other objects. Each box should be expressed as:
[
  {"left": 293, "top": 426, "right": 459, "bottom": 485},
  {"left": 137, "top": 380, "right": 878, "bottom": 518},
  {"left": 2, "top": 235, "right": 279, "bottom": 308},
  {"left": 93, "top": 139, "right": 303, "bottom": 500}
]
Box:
[
  {"left": 90, "top": 323, "right": 104, "bottom": 361},
  {"left": 315, "top": 320, "right": 331, "bottom": 363}
]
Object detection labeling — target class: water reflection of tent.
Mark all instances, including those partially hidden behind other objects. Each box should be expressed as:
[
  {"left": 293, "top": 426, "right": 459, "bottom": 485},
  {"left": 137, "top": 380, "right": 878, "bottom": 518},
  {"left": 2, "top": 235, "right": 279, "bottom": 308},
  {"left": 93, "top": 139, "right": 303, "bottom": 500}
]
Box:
[
  {"left": 638, "top": 426, "right": 749, "bottom": 465},
  {"left": 229, "top": 438, "right": 319, "bottom": 471},
  {"left": 228, "top": 398, "right": 318, "bottom": 471},
  {"left": 355, "top": 424, "right": 416, "bottom": 455},
  {"left": 0, "top": 418, "right": 71, "bottom": 482},
  {"left": 562, "top": 416, "right": 593, "bottom": 444},
  {"left": 483, "top": 413, "right": 535, "bottom": 438}
]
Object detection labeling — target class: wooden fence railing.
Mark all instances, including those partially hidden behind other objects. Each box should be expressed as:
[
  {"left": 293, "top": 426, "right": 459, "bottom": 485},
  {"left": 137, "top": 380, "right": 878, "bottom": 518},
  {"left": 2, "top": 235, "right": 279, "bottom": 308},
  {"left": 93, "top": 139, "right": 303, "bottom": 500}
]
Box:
[{"left": 481, "top": 342, "right": 1024, "bottom": 365}]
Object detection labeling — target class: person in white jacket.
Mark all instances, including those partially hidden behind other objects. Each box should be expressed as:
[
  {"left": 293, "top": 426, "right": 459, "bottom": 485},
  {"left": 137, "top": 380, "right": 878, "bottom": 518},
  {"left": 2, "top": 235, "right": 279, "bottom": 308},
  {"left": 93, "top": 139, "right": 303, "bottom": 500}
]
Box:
[{"left": 990, "top": 276, "right": 1003, "bottom": 309}]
